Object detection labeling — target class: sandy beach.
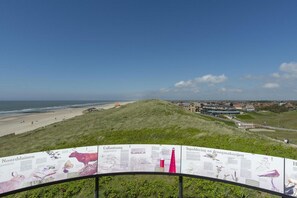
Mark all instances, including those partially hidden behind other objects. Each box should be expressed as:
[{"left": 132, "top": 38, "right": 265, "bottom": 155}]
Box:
[{"left": 0, "top": 101, "right": 134, "bottom": 137}]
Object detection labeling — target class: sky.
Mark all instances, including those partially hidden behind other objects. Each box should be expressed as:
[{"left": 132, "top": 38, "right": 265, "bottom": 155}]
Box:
[{"left": 0, "top": 0, "right": 297, "bottom": 100}]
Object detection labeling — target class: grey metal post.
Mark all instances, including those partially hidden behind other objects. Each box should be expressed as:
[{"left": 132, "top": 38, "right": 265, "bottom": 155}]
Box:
[
  {"left": 95, "top": 176, "right": 99, "bottom": 198},
  {"left": 179, "top": 176, "right": 183, "bottom": 198}
]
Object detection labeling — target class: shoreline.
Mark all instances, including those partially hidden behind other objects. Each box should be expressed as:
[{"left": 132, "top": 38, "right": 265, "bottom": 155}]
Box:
[{"left": 0, "top": 101, "right": 134, "bottom": 137}]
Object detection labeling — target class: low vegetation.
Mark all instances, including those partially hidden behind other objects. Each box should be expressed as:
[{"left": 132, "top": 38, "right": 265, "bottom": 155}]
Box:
[
  {"left": 236, "top": 110, "right": 297, "bottom": 130},
  {"left": 255, "top": 104, "right": 292, "bottom": 113},
  {"left": 256, "top": 130, "right": 297, "bottom": 145},
  {"left": 1, "top": 100, "right": 295, "bottom": 197}
]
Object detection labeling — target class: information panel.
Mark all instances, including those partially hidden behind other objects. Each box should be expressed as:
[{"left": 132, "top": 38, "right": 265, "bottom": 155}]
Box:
[
  {"left": 0, "top": 144, "right": 291, "bottom": 196},
  {"left": 285, "top": 158, "right": 297, "bottom": 197},
  {"left": 181, "top": 146, "right": 284, "bottom": 193},
  {"left": 98, "top": 144, "right": 181, "bottom": 174},
  {"left": 0, "top": 146, "right": 98, "bottom": 194}
]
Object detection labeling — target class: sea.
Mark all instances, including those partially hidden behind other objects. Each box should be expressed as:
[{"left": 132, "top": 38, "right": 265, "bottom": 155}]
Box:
[{"left": 0, "top": 101, "right": 115, "bottom": 116}]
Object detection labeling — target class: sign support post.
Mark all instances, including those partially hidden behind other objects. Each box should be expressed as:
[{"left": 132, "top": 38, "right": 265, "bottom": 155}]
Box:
[
  {"left": 179, "top": 176, "right": 183, "bottom": 198},
  {"left": 94, "top": 176, "right": 99, "bottom": 198}
]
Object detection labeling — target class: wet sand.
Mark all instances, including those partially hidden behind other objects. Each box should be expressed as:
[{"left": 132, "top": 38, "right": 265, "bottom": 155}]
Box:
[{"left": 0, "top": 101, "right": 133, "bottom": 137}]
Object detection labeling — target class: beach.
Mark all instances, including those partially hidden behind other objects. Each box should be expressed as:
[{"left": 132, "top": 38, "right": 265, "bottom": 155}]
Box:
[{"left": 0, "top": 101, "right": 133, "bottom": 137}]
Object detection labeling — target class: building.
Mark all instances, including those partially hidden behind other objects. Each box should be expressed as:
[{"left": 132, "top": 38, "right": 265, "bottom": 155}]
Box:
[
  {"left": 201, "top": 104, "right": 240, "bottom": 115},
  {"left": 233, "top": 103, "right": 243, "bottom": 111},
  {"left": 177, "top": 102, "right": 199, "bottom": 113},
  {"left": 244, "top": 104, "right": 255, "bottom": 112},
  {"left": 204, "top": 110, "right": 240, "bottom": 115}
]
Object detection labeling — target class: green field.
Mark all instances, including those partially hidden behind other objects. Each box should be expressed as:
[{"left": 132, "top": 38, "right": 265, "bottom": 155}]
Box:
[
  {"left": 1, "top": 100, "right": 295, "bottom": 197},
  {"left": 255, "top": 130, "right": 297, "bottom": 145},
  {"left": 198, "top": 114, "right": 236, "bottom": 127},
  {"left": 236, "top": 110, "right": 297, "bottom": 129}
]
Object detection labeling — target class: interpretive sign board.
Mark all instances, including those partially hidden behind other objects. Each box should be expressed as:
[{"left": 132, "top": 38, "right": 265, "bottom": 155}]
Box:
[
  {"left": 0, "top": 144, "right": 292, "bottom": 196},
  {"left": 98, "top": 144, "right": 181, "bottom": 174},
  {"left": 0, "top": 146, "right": 98, "bottom": 194},
  {"left": 284, "top": 158, "right": 297, "bottom": 197},
  {"left": 181, "top": 146, "right": 284, "bottom": 193}
]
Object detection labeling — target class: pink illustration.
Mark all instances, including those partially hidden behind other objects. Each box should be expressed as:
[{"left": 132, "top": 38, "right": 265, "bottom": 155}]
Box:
[
  {"left": 0, "top": 172, "right": 25, "bottom": 194},
  {"left": 169, "top": 148, "right": 176, "bottom": 173},
  {"left": 69, "top": 151, "right": 98, "bottom": 166},
  {"left": 258, "top": 169, "right": 280, "bottom": 191},
  {"left": 160, "top": 158, "right": 164, "bottom": 168},
  {"left": 79, "top": 162, "right": 98, "bottom": 176},
  {"left": 158, "top": 158, "right": 165, "bottom": 172}
]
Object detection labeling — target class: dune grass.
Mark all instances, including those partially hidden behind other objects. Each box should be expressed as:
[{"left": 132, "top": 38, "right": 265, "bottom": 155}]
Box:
[
  {"left": 257, "top": 130, "right": 297, "bottom": 145},
  {"left": 236, "top": 110, "right": 297, "bottom": 129},
  {"left": 0, "top": 100, "right": 242, "bottom": 157},
  {"left": 1, "top": 100, "right": 294, "bottom": 197}
]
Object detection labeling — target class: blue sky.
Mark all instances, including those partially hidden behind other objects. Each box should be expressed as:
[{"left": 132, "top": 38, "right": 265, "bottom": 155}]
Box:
[{"left": 0, "top": 0, "right": 297, "bottom": 100}]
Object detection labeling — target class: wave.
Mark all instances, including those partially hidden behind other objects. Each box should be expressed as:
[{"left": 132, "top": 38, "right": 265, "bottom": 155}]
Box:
[{"left": 0, "top": 102, "right": 111, "bottom": 116}]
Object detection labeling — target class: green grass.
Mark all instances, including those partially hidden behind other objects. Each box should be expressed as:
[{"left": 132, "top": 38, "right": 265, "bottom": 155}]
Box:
[
  {"left": 256, "top": 130, "right": 297, "bottom": 145},
  {"left": 0, "top": 100, "right": 241, "bottom": 157},
  {"left": 236, "top": 114, "right": 254, "bottom": 120},
  {"left": 199, "top": 114, "right": 236, "bottom": 127},
  {"left": 1, "top": 99, "right": 294, "bottom": 198},
  {"left": 236, "top": 110, "right": 297, "bottom": 129}
]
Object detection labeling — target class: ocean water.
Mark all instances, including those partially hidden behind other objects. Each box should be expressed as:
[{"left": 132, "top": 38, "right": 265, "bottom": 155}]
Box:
[{"left": 0, "top": 101, "right": 114, "bottom": 116}]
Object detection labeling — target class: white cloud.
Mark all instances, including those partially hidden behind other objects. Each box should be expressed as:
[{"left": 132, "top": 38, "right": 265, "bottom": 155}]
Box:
[
  {"left": 195, "top": 74, "right": 227, "bottom": 84},
  {"left": 262, "top": 83, "right": 279, "bottom": 89},
  {"left": 174, "top": 74, "right": 227, "bottom": 90},
  {"left": 159, "top": 88, "right": 170, "bottom": 92},
  {"left": 231, "top": 88, "right": 242, "bottom": 93},
  {"left": 154, "top": 62, "right": 297, "bottom": 99},
  {"left": 272, "top": 62, "right": 297, "bottom": 79},
  {"left": 220, "top": 87, "right": 227, "bottom": 92},
  {"left": 271, "top": 73, "right": 280, "bottom": 78},
  {"left": 280, "top": 62, "right": 297, "bottom": 73},
  {"left": 191, "top": 88, "right": 200, "bottom": 93},
  {"left": 241, "top": 74, "right": 265, "bottom": 81},
  {"left": 242, "top": 74, "right": 253, "bottom": 80},
  {"left": 219, "top": 87, "right": 242, "bottom": 93},
  {"left": 174, "top": 80, "right": 192, "bottom": 88},
  {"left": 174, "top": 74, "right": 227, "bottom": 89}
]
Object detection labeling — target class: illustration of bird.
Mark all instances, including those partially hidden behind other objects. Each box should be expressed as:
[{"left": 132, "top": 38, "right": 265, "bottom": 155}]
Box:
[
  {"left": 203, "top": 151, "right": 219, "bottom": 161},
  {"left": 258, "top": 169, "right": 280, "bottom": 191},
  {"left": 32, "top": 165, "right": 57, "bottom": 182}
]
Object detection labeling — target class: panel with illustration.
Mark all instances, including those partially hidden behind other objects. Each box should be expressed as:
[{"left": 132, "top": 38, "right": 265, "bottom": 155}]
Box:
[
  {"left": 284, "top": 158, "right": 297, "bottom": 197},
  {"left": 0, "top": 146, "right": 98, "bottom": 194},
  {"left": 129, "top": 144, "right": 180, "bottom": 173},
  {"left": 98, "top": 144, "right": 181, "bottom": 174},
  {"left": 181, "top": 146, "right": 284, "bottom": 193},
  {"left": 98, "top": 145, "right": 130, "bottom": 174}
]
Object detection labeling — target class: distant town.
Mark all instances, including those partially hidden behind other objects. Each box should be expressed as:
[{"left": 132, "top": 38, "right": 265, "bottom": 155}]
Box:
[
  {"left": 171, "top": 100, "right": 297, "bottom": 132},
  {"left": 172, "top": 100, "right": 297, "bottom": 114}
]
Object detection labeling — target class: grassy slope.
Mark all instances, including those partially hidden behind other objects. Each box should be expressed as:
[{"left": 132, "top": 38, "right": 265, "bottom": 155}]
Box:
[
  {"left": 1, "top": 100, "right": 296, "bottom": 197},
  {"left": 236, "top": 111, "right": 297, "bottom": 144},
  {"left": 257, "top": 130, "right": 297, "bottom": 145},
  {"left": 236, "top": 111, "right": 297, "bottom": 129}
]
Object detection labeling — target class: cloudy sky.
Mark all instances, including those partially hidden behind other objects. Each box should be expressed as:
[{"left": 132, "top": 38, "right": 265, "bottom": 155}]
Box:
[{"left": 0, "top": 0, "right": 297, "bottom": 100}]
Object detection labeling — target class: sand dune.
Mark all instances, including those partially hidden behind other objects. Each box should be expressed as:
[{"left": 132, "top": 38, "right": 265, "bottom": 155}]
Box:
[{"left": 0, "top": 101, "right": 133, "bottom": 137}]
